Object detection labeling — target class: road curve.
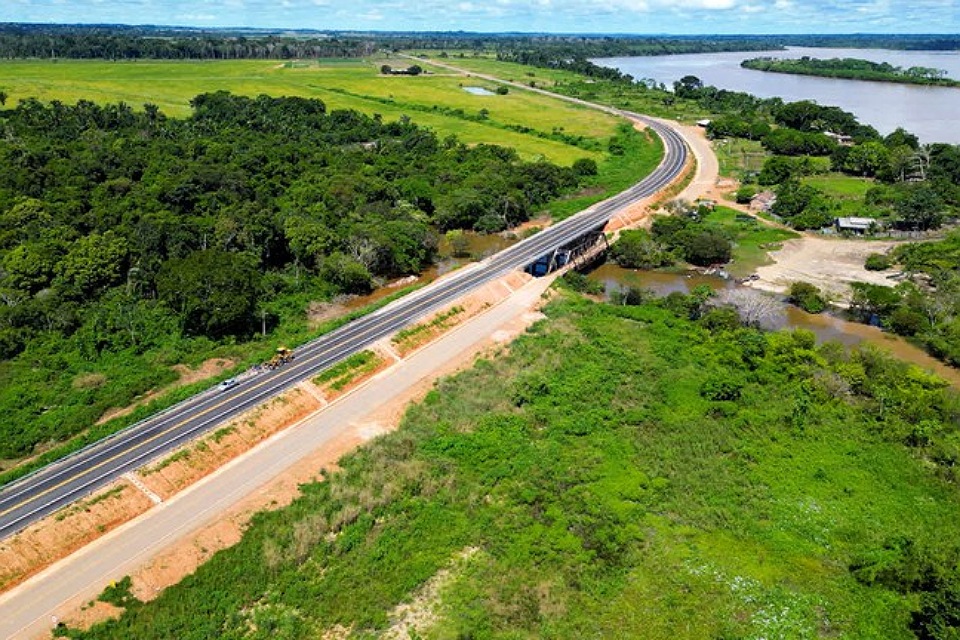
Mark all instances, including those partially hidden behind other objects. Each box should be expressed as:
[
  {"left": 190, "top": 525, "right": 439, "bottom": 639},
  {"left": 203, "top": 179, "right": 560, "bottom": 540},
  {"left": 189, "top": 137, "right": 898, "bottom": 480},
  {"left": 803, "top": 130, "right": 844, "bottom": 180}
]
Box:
[{"left": 0, "top": 112, "right": 688, "bottom": 542}]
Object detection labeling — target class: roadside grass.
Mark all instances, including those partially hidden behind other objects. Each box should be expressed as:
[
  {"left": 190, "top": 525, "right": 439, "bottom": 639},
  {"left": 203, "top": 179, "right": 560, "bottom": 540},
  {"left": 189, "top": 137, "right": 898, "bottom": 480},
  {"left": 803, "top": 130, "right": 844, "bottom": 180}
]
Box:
[
  {"left": 703, "top": 206, "right": 800, "bottom": 277},
  {"left": 548, "top": 123, "right": 664, "bottom": 220},
  {"left": 66, "top": 295, "right": 960, "bottom": 640}
]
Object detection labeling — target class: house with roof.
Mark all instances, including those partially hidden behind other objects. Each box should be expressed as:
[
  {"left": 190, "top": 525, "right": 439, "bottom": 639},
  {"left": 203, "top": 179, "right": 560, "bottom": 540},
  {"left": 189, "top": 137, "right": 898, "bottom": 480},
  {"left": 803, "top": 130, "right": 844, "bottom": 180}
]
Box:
[{"left": 835, "top": 216, "right": 879, "bottom": 235}]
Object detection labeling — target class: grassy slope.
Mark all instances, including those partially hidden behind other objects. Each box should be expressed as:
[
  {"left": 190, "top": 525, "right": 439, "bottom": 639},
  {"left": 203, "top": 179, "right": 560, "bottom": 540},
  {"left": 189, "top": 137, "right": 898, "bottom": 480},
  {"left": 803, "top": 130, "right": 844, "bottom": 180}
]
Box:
[{"left": 68, "top": 294, "right": 960, "bottom": 639}]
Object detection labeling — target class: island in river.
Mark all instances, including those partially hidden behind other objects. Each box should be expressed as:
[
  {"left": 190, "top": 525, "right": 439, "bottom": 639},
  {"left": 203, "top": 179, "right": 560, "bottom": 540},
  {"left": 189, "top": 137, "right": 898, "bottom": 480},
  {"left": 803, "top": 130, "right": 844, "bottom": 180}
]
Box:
[{"left": 741, "top": 56, "right": 960, "bottom": 88}]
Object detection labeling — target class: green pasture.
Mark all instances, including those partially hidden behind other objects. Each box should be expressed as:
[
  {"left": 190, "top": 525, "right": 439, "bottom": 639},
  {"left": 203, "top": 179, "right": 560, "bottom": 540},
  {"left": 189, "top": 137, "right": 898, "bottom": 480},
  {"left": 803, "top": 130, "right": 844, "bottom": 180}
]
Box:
[
  {"left": 0, "top": 57, "right": 624, "bottom": 165},
  {"left": 804, "top": 173, "right": 876, "bottom": 199}
]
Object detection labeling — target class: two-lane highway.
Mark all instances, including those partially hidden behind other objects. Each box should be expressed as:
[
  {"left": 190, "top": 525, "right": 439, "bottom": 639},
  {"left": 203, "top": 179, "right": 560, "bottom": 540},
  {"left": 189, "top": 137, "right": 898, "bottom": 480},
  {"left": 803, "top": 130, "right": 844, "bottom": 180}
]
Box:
[{"left": 0, "top": 114, "right": 688, "bottom": 541}]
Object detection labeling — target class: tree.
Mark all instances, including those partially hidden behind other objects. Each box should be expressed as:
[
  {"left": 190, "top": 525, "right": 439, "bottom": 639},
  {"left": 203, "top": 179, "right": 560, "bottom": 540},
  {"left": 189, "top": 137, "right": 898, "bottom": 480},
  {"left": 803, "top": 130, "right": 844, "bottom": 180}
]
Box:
[
  {"left": 157, "top": 249, "right": 261, "bottom": 338},
  {"left": 380, "top": 64, "right": 393, "bottom": 75},
  {"left": 495, "top": 85, "right": 509, "bottom": 95},
  {"left": 896, "top": 186, "right": 944, "bottom": 231},
  {"left": 841, "top": 141, "right": 891, "bottom": 177},
  {"left": 673, "top": 75, "right": 703, "bottom": 98},
  {"left": 788, "top": 281, "right": 827, "bottom": 313},
  {"left": 572, "top": 158, "right": 598, "bottom": 177},
  {"left": 610, "top": 229, "right": 671, "bottom": 269},
  {"left": 406, "top": 64, "right": 423, "bottom": 76},
  {"left": 54, "top": 231, "right": 129, "bottom": 299},
  {"left": 0, "top": 90, "right": 7, "bottom": 106},
  {"left": 683, "top": 231, "right": 732, "bottom": 267}
]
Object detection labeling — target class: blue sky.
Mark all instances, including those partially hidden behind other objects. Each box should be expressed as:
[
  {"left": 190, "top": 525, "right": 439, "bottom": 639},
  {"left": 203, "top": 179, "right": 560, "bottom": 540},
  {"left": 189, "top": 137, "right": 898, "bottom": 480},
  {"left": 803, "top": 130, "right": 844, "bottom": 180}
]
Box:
[{"left": 3, "top": 0, "right": 958, "bottom": 34}]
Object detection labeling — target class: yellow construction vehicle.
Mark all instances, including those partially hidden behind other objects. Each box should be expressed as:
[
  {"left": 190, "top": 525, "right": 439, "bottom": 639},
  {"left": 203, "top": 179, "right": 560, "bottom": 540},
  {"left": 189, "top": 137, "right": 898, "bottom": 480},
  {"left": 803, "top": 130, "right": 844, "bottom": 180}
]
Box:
[{"left": 265, "top": 346, "right": 294, "bottom": 370}]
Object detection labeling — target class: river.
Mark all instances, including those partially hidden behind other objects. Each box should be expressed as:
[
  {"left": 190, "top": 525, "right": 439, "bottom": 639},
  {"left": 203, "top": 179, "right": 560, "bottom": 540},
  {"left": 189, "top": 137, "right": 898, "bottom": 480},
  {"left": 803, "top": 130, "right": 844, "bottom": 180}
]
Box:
[
  {"left": 594, "top": 47, "right": 960, "bottom": 144},
  {"left": 589, "top": 264, "right": 960, "bottom": 387}
]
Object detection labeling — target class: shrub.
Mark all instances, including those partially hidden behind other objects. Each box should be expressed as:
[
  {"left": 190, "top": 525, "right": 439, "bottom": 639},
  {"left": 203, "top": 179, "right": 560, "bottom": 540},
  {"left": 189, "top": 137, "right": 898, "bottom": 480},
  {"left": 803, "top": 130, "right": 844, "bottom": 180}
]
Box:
[
  {"left": 865, "top": 253, "right": 893, "bottom": 271},
  {"left": 788, "top": 281, "right": 828, "bottom": 314}
]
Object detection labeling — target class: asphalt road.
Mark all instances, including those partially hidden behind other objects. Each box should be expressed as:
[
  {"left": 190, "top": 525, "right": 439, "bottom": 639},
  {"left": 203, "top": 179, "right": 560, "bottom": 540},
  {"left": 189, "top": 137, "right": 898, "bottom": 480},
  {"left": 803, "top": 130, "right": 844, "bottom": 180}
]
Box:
[{"left": 0, "top": 113, "right": 687, "bottom": 542}]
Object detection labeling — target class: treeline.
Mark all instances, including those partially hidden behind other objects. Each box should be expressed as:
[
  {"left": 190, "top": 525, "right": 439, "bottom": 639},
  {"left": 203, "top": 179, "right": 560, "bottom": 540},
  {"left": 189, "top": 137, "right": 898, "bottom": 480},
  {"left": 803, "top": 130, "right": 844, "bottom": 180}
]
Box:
[
  {"left": 0, "top": 33, "right": 373, "bottom": 60},
  {"left": 851, "top": 233, "right": 960, "bottom": 366},
  {"left": 742, "top": 56, "right": 960, "bottom": 87},
  {"left": 0, "top": 93, "right": 587, "bottom": 458}
]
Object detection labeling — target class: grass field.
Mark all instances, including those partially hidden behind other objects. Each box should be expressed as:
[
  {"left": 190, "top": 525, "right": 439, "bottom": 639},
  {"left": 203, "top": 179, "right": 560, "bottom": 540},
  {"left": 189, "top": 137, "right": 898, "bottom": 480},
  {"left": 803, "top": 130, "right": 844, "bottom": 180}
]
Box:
[
  {"left": 712, "top": 138, "right": 767, "bottom": 178},
  {"left": 804, "top": 173, "right": 877, "bottom": 217},
  {"left": 0, "top": 57, "right": 624, "bottom": 165},
  {"left": 804, "top": 173, "right": 876, "bottom": 199}
]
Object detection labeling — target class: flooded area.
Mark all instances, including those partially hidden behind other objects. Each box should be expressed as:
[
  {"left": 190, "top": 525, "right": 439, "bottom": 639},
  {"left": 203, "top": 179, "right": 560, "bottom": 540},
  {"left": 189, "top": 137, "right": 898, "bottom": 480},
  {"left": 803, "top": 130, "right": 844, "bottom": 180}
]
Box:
[
  {"left": 590, "top": 263, "right": 960, "bottom": 387},
  {"left": 463, "top": 86, "right": 496, "bottom": 96}
]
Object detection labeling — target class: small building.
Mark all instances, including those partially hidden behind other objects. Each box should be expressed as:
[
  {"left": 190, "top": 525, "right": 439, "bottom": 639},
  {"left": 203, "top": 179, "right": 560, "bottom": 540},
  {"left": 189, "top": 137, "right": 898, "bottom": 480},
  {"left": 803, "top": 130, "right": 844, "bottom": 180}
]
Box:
[
  {"left": 696, "top": 119, "right": 711, "bottom": 128},
  {"left": 835, "top": 216, "right": 879, "bottom": 235},
  {"left": 824, "top": 131, "right": 854, "bottom": 146},
  {"left": 750, "top": 190, "right": 777, "bottom": 212}
]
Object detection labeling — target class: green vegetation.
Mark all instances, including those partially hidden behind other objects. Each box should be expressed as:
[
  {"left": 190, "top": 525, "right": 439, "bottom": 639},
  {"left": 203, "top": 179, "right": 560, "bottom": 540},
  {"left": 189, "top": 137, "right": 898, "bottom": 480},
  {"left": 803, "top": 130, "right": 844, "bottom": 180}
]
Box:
[
  {"left": 788, "top": 281, "right": 828, "bottom": 313},
  {"left": 0, "top": 58, "right": 625, "bottom": 165},
  {"left": 313, "top": 350, "right": 382, "bottom": 391},
  {"left": 849, "top": 232, "right": 960, "bottom": 366},
  {"left": 392, "top": 306, "right": 465, "bottom": 348},
  {"left": 0, "top": 90, "right": 604, "bottom": 466},
  {"left": 743, "top": 56, "right": 960, "bottom": 87},
  {"left": 617, "top": 204, "right": 797, "bottom": 277},
  {"left": 60, "top": 292, "right": 960, "bottom": 640},
  {"left": 865, "top": 252, "right": 895, "bottom": 271},
  {"left": 699, "top": 206, "right": 799, "bottom": 276}
]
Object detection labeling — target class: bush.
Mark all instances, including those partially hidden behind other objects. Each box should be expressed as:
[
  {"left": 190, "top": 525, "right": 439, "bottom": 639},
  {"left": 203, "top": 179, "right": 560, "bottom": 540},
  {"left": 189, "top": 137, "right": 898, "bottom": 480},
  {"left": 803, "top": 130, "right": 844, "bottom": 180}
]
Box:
[
  {"left": 788, "top": 281, "right": 828, "bottom": 314},
  {"left": 495, "top": 85, "right": 509, "bottom": 95},
  {"left": 735, "top": 184, "right": 758, "bottom": 204},
  {"left": 609, "top": 229, "right": 672, "bottom": 269},
  {"left": 683, "top": 231, "right": 732, "bottom": 267},
  {"left": 865, "top": 253, "right": 893, "bottom": 271}
]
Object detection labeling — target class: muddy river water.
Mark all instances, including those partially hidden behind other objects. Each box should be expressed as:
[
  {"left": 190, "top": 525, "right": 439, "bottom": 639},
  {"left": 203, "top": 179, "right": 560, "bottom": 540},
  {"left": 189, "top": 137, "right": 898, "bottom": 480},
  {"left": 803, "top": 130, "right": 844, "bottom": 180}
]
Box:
[{"left": 589, "top": 264, "right": 960, "bottom": 387}]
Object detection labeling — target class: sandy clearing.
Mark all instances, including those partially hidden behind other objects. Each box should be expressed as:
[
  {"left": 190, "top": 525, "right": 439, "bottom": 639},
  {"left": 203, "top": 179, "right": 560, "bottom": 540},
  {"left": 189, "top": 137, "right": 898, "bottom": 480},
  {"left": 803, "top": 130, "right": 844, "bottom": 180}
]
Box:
[{"left": 747, "top": 236, "right": 901, "bottom": 299}]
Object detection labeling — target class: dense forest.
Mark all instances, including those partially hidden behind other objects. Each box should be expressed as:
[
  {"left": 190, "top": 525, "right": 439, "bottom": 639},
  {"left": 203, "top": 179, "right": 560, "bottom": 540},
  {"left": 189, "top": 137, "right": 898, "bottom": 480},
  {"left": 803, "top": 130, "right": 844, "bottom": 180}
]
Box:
[
  {"left": 57, "top": 290, "right": 960, "bottom": 639},
  {"left": 0, "top": 93, "right": 590, "bottom": 460},
  {"left": 3, "top": 24, "right": 958, "bottom": 62},
  {"left": 742, "top": 56, "right": 960, "bottom": 87}
]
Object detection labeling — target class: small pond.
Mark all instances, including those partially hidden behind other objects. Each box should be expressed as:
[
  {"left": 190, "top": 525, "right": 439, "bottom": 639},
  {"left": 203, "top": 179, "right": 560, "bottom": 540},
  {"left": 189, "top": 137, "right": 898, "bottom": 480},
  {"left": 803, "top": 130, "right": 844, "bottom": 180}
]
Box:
[{"left": 463, "top": 86, "right": 496, "bottom": 96}]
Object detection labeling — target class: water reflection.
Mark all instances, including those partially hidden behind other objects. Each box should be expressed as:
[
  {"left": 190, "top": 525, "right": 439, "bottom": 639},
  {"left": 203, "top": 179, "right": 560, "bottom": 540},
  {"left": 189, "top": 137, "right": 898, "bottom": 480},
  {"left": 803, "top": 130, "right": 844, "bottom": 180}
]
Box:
[{"left": 590, "top": 263, "right": 960, "bottom": 386}]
